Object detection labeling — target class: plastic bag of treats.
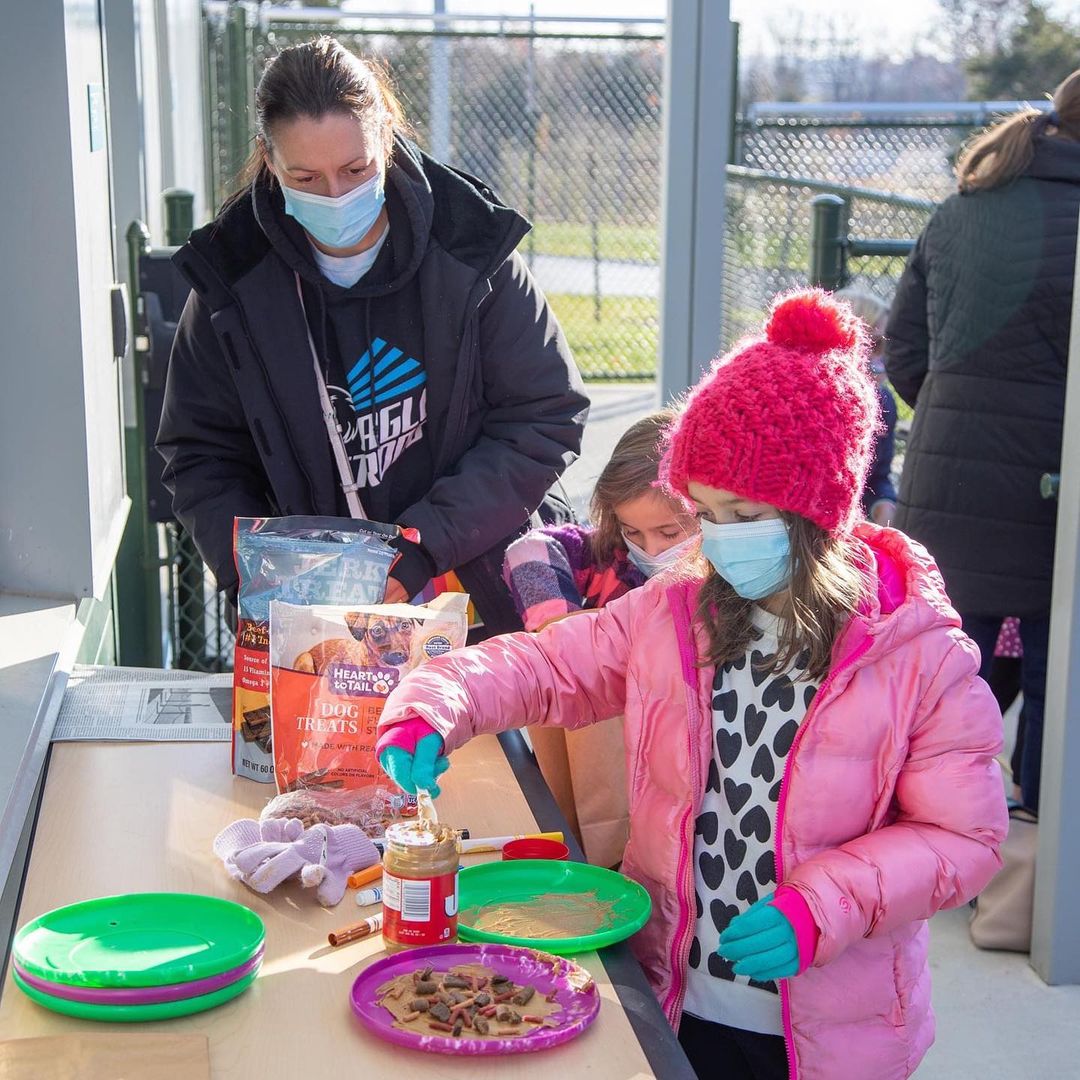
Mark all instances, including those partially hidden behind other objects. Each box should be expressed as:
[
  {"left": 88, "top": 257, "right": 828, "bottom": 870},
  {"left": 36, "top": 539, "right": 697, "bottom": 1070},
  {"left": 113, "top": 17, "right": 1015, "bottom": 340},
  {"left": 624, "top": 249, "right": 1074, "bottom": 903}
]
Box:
[
  {"left": 268, "top": 593, "right": 469, "bottom": 797},
  {"left": 232, "top": 516, "right": 399, "bottom": 783},
  {"left": 258, "top": 786, "right": 412, "bottom": 835}
]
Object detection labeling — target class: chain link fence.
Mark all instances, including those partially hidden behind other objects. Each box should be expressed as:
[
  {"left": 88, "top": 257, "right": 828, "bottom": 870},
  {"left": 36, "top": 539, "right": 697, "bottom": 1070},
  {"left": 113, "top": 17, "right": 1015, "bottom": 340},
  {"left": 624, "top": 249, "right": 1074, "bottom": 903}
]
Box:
[
  {"left": 204, "top": 4, "right": 664, "bottom": 379},
  {"left": 167, "top": 5, "right": 1028, "bottom": 672},
  {"left": 721, "top": 166, "right": 934, "bottom": 347},
  {"left": 162, "top": 524, "right": 235, "bottom": 672},
  {"left": 733, "top": 102, "right": 1039, "bottom": 202}
]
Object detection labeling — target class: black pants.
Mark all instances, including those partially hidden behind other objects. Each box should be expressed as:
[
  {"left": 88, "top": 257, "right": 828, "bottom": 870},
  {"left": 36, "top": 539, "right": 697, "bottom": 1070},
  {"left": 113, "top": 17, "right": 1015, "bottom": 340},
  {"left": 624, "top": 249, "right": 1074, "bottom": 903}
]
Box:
[
  {"left": 678, "top": 1013, "right": 789, "bottom": 1080},
  {"left": 961, "top": 614, "right": 1050, "bottom": 814}
]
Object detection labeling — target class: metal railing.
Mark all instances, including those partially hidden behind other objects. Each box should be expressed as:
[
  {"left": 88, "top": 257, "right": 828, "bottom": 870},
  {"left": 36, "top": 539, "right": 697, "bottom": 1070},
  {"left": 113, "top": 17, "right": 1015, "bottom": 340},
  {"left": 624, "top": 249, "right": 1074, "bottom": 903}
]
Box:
[
  {"left": 122, "top": 189, "right": 235, "bottom": 673},
  {"left": 720, "top": 167, "right": 932, "bottom": 349},
  {"left": 735, "top": 100, "right": 1048, "bottom": 203}
]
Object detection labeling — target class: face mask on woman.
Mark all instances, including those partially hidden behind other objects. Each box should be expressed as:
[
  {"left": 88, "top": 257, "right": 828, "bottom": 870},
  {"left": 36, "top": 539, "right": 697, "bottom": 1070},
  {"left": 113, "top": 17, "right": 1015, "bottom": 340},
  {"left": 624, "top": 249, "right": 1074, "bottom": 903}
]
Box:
[
  {"left": 281, "top": 169, "right": 385, "bottom": 249},
  {"left": 622, "top": 531, "right": 699, "bottom": 578},
  {"left": 699, "top": 517, "right": 791, "bottom": 600}
]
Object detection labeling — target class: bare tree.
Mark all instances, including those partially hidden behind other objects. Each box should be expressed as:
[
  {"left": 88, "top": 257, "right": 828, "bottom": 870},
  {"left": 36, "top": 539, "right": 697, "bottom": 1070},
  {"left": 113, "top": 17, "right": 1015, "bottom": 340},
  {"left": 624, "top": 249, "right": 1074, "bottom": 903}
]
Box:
[{"left": 935, "top": 0, "right": 1031, "bottom": 64}]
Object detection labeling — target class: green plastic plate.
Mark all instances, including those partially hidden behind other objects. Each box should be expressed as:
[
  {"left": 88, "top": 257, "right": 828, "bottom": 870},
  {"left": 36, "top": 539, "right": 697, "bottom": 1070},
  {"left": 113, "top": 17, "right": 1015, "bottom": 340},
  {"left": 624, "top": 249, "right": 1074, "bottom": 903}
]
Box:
[
  {"left": 14, "top": 893, "right": 265, "bottom": 988},
  {"left": 457, "top": 860, "right": 652, "bottom": 955},
  {"left": 13, "top": 966, "right": 259, "bottom": 1023}
]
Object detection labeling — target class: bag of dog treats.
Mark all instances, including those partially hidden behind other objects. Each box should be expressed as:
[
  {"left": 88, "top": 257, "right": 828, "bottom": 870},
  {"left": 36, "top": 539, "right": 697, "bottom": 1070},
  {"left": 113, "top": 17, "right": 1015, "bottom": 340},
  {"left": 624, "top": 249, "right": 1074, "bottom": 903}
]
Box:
[
  {"left": 232, "top": 516, "right": 399, "bottom": 783},
  {"left": 268, "top": 593, "right": 469, "bottom": 795}
]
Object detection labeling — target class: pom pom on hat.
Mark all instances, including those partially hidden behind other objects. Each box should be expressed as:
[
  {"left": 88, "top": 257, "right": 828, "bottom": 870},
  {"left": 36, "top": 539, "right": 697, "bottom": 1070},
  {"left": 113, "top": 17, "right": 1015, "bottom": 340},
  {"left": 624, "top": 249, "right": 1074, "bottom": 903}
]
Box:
[
  {"left": 764, "top": 289, "right": 861, "bottom": 352},
  {"left": 663, "top": 288, "right": 880, "bottom": 535}
]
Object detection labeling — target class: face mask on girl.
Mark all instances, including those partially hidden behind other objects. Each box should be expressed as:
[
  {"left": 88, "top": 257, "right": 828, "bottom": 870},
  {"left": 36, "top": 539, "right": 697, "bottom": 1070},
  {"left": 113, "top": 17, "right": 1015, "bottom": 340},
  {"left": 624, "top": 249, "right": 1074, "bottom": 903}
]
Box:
[
  {"left": 622, "top": 531, "right": 699, "bottom": 578},
  {"left": 281, "top": 169, "right": 385, "bottom": 249},
  {"left": 699, "top": 517, "right": 791, "bottom": 600}
]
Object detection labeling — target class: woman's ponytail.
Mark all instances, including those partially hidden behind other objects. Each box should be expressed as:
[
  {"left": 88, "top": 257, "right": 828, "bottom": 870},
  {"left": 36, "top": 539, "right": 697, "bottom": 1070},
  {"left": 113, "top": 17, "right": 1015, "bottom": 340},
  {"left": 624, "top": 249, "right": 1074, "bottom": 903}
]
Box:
[{"left": 956, "top": 67, "right": 1080, "bottom": 194}]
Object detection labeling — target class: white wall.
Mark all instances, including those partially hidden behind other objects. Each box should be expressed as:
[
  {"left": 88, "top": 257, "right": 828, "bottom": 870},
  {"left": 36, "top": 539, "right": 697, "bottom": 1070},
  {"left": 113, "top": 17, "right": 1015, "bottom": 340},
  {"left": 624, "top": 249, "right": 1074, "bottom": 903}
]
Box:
[{"left": 0, "top": 0, "right": 128, "bottom": 600}]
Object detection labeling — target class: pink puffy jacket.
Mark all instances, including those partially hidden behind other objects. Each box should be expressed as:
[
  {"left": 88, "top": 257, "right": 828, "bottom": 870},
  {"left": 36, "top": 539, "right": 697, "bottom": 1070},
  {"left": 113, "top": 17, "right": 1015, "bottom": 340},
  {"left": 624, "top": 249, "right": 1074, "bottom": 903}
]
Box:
[{"left": 380, "top": 525, "right": 1007, "bottom": 1079}]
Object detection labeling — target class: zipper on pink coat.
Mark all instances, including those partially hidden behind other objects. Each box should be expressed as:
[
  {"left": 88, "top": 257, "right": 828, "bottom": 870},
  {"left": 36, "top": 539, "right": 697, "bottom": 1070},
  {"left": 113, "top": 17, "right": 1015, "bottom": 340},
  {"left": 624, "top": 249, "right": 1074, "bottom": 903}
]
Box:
[
  {"left": 662, "top": 584, "right": 705, "bottom": 1027},
  {"left": 773, "top": 628, "right": 873, "bottom": 1080}
]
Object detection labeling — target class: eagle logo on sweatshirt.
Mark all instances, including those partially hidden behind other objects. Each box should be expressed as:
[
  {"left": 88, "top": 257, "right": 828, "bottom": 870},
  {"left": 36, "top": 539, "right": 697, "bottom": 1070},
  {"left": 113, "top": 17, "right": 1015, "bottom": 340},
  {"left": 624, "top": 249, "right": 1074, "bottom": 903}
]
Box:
[{"left": 329, "top": 336, "right": 428, "bottom": 488}]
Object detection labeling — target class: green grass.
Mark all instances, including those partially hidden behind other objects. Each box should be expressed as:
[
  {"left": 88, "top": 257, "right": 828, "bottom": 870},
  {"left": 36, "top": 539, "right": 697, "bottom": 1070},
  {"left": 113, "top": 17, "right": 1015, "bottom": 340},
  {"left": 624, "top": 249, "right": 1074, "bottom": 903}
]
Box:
[
  {"left": 526, "top": 221, "right": 660, "bottom": 264},
  {"left": 546, "top": 293, "right": 658, "bottom": 380}
]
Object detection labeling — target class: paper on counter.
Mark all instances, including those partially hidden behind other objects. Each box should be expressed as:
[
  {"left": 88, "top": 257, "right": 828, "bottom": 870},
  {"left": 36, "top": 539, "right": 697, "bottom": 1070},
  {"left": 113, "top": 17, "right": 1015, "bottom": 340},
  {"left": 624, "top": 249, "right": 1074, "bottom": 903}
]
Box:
[
  {"left": 51, "top": 665, "right": 232, "bottom": 742},
  {"left": 0, "top": 1033, "right": 210, "bottom": 1079}
]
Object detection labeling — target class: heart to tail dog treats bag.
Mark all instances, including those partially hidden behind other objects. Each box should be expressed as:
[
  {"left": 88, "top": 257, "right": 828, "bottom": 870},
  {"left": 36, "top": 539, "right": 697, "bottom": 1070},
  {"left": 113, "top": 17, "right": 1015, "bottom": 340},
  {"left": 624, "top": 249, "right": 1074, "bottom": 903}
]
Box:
[
  {"left": 232, "top": 516, "right": 399, "bottom": 783},
  {"left": 268, "top": 593, "right": 469, "bottom": 795}
]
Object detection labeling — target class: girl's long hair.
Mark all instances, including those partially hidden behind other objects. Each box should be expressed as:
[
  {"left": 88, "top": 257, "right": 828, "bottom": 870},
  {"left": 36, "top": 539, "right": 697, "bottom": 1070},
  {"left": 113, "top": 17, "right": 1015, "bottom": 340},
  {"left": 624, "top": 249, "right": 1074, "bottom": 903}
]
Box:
[
  {"left": 223, "top": 37, "right": 410, "bottom": 210},
  {"left": 956, "top": 68, "right": 1080, "bottom": 194},
  {"left": 695, "top": 514, "right": 868, "bottom": 683},
  {"left": 589, "top": 408, "right": 683, "bottom": 566}
]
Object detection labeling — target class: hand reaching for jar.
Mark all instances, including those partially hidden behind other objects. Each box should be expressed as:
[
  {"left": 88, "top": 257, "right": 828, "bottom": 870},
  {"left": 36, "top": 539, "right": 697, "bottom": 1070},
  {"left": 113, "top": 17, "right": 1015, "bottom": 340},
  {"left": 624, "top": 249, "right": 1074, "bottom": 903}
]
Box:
[{"left": 376, "top": 718, "right": 450, "bottom": 797}]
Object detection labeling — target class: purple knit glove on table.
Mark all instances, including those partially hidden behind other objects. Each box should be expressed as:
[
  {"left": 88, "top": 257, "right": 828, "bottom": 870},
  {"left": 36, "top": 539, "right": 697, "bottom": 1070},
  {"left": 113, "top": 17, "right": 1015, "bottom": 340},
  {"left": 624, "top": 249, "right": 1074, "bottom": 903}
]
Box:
[{"left": 213, "top": 817, "right": 379, "bottom": 907}]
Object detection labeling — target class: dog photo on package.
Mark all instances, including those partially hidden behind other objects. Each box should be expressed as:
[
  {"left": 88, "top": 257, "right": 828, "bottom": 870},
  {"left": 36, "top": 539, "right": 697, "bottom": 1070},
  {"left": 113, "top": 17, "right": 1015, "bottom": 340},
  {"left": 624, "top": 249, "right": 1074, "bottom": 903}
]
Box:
[{"left": 269, "top": 593, "right": 469, "bottom": 795}]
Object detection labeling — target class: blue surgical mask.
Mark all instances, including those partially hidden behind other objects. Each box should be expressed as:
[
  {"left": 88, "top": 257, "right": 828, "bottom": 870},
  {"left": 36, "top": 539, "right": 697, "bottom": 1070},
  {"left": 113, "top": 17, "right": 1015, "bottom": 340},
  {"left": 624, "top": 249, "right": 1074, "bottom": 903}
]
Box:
[
  {"left": 622, "top": 531, "right": 699, "bottom": 578},
  {"left": 699, "top": 517, "right": 791, "bottom": 600},
  {"left": 281, "top": 170, "right": 386, "bottom": 250}
]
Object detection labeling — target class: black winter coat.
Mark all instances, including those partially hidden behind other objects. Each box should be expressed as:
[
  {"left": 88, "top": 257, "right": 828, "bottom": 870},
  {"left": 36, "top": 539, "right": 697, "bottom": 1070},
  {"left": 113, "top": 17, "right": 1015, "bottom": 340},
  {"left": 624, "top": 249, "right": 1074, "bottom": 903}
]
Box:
[
  {"left": 157, "top": 138, "right": 589, "bottom": 632},
  {"left": 885, "top": 136, "right": 1080, "bottom": 617}
]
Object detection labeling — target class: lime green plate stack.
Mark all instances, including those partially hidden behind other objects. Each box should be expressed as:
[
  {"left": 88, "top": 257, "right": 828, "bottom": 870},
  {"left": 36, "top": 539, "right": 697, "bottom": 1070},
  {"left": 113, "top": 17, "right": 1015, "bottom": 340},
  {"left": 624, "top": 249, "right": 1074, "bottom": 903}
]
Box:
[{"left": 12, "top": 893, "right": 265, "bottom": 1022}]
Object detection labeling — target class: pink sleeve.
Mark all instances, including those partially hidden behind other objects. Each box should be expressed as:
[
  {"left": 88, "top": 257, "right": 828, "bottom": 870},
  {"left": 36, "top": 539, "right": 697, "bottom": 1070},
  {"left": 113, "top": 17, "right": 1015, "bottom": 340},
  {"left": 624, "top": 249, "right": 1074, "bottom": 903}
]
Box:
[
  {"left": 374, "top": 715, "right": 440, "bottom": 756},
  {"left": 784, "top": 636, "right": 1007, "bottom": 966},
  {"left": 377, "top": 585, "right": 655, "bottom": 754},
  {"left": 771, "top": 886, "right": 820, "bottom": 973}
]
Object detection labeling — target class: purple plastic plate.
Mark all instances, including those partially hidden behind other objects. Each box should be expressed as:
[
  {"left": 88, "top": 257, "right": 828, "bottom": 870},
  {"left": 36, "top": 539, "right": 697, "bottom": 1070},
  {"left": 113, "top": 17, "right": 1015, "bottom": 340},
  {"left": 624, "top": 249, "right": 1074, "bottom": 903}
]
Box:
[
  {"left": 13, "top": 948, "right": 264, "bottom": 1005},
  {"left": 350, "top": 942, "right": 600, "bottom": 1056}
]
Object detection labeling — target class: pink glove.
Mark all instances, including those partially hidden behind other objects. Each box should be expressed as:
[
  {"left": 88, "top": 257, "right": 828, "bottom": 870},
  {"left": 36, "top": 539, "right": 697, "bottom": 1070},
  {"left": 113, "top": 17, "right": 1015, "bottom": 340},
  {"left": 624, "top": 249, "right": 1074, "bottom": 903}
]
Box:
[{"left": 213, "top": 817, "right": 379, "bottom": 907}]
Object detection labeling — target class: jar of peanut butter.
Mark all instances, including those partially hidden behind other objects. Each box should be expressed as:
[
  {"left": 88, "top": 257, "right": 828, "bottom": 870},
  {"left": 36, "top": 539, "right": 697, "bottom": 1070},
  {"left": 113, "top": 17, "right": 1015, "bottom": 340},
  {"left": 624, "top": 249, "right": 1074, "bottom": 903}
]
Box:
[{"left": 381, "top": 820, "right": 460, "bottom": 953}]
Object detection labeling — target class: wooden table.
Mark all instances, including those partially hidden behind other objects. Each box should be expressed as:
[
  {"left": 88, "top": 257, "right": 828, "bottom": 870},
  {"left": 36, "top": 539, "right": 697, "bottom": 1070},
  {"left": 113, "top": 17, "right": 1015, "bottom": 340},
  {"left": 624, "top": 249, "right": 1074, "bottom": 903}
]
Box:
[{"left": 0, "top": 733, "right": 694, "bottom": 1078}]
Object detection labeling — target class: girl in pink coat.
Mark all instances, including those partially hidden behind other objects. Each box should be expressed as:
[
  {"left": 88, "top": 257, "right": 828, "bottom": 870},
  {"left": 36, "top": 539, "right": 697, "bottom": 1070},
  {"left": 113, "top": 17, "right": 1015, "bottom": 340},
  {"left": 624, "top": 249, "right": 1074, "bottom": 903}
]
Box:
[{"left": 375, "top": 289, "right": 1007, "bottom": 1080}]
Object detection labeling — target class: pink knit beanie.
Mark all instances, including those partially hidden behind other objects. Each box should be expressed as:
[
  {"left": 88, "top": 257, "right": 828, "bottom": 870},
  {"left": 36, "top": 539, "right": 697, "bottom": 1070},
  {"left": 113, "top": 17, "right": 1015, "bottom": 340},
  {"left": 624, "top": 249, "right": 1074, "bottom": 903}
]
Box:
[{"left": 663, "top": 289, "right": 880, "bottom": 536}]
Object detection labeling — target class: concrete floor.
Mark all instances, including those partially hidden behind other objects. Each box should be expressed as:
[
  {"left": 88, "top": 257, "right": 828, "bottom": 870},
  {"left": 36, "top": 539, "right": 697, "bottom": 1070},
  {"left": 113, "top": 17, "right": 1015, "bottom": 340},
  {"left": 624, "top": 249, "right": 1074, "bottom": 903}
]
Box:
[{"left": 566, "top": 383, "right": 1080, "bottom": 1078}]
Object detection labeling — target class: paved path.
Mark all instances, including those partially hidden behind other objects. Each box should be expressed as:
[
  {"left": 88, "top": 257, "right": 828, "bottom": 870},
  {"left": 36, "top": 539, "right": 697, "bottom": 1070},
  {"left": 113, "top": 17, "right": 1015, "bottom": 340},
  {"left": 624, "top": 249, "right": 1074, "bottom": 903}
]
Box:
[
  {"left": 561, "top": 382, "right": 659, "bottom": 519},
  {"left": 527, "top": 254, "right": 659, "bottom": 299}
]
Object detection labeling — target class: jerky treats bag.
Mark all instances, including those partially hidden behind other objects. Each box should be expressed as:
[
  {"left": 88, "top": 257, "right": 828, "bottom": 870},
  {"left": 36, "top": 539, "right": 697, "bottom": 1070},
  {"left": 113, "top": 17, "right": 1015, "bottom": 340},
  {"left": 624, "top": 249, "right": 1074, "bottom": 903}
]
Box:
[
  {"left": 232, "top": 516, "right": 398, "bottom": 782},
  {"left": 269, "top": 593, "right": 469, "bottom": 794}
]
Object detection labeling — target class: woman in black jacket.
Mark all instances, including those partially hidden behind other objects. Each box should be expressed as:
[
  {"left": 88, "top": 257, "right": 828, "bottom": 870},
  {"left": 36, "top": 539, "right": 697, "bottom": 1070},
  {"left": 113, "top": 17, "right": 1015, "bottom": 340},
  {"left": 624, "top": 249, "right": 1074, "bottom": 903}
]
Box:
[
  {"left": 157, "top": 38, "right": 589, "bottom": 635},
  {"left": 885, "top": 70, "right": 1080, "bottom": 814}
]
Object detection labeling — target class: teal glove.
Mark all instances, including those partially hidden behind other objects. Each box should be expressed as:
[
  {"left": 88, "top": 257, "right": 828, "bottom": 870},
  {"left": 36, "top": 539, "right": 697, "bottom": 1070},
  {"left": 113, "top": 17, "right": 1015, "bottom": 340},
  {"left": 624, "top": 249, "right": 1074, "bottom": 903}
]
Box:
[
  {"left": 717, "top": 894, "right": 799, "bottom": 980},
  {"left": 378, "top": 733, "right": 450, "bottom": 797}
]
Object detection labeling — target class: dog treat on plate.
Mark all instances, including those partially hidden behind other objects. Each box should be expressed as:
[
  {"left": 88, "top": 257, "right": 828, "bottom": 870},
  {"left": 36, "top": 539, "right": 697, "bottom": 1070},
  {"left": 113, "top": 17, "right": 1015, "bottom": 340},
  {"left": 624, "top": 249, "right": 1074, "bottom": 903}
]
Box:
[
  {"left": 268, "top": 594, "right": 469, "bottom": 796},
  {"left": 375, "top": 965, "right": 562, "bottom": 1041}
]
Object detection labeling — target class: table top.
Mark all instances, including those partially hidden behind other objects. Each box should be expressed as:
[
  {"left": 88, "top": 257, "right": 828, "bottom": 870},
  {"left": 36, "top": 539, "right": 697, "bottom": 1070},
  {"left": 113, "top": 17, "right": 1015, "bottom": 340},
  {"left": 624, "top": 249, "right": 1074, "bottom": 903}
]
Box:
[{"left": 0, "top": 734, "right": 693, "bottom": 1079}]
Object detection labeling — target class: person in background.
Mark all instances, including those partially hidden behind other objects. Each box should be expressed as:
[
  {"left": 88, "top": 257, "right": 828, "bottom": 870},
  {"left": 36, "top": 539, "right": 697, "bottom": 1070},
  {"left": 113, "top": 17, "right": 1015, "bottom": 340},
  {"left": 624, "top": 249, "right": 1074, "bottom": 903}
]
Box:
[
  {"left": 157, "top": 38, "right": 588, "bottom": 636},
  {"left": 836, "top": 288, "right": 898, "bottom": 527},
  {"left": 885, "top": 69, "right": 1080, "bottom": 815},
  {"left": 503, "top": 409, "right": 696, "bottom": 630},
  {"left": 375, "top": 290, "right": 1006, "bottom": 1080},
  {"left": 989, "top": 616, "right": 1025, "bottom": 803},
  {"left": 501, "top": 409, "right": 698, "bottom": 865}
]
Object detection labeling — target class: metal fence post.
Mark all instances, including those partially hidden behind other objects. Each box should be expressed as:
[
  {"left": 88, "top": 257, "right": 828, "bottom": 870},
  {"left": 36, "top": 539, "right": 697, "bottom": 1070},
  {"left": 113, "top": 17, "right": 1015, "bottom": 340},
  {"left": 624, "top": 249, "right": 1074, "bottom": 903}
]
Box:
[
  {"left": 114, "top": 220, "right": 164, "bottom": 668},
  {"left": 1031, "top": 215, "right": 1080, "bottom": 984},
  {"left": 161, "top": 188, "right": 206, "bottom": 669},
  {"left": 659, "top": 0, "right": 733, "bottom": 403},
  {"left": 163, "top": 189, "right": 194, "bottom": 246},
  {"left": 225, "top": 1, "right": 252, "bottom": 189},
  {"left": 809, "top": 193, "right": 849, "bottom": 291}
]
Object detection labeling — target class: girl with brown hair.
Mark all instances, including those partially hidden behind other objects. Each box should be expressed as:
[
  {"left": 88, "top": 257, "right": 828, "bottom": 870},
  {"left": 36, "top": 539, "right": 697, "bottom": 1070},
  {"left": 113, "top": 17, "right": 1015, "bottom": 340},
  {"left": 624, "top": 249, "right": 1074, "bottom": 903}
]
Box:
[
  {"left": 886, "top": 68, "right": 1080, "bottom": 815},
  {"left": 376, "top": 290, "right": 1006, "bottom": 1079},
  {"left": 157, "top": 37, "right": 588, "bottom": 635}
]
